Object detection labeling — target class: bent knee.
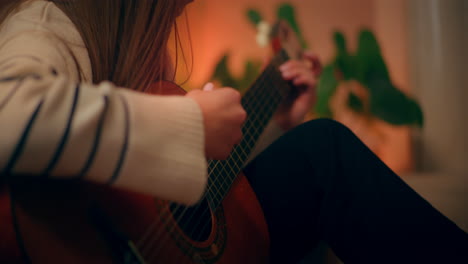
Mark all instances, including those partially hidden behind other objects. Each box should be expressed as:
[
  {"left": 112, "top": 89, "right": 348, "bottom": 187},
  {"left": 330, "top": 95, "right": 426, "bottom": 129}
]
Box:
[{"left": 293, "top": 118, "right": 351, "bottom": 138}]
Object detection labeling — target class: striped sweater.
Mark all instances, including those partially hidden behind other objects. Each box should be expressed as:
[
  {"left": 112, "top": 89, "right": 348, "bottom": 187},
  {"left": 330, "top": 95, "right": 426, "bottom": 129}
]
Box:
[
  {"left": 0, "top": 0, "right": 284, "bottom": 205},
  {"left": 0, "top": 0, "right": 208, "bottom": 205}
]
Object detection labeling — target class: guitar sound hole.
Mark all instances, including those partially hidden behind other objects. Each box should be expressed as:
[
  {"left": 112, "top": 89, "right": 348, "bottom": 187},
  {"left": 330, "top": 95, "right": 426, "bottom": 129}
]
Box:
[{"left": 169, "top": 198, "right": 213, "bottom": 242}]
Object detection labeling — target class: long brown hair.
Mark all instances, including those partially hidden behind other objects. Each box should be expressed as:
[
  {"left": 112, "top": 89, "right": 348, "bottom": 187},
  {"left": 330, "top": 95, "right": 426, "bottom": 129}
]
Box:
[{"left": 0, "top": 0, "right": 186, "bottom": 91}]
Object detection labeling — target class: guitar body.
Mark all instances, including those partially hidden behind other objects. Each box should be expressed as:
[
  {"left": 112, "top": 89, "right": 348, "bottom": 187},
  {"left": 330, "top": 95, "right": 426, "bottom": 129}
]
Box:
[
  {"left": 0, "top": 21, "right": 303, "bottom": 263},
  {"left": 0, "top": 82, "right": 269, "bottom": 264},
  {"left": 0, "top": 174, "right": 268, "bottom": 264}
]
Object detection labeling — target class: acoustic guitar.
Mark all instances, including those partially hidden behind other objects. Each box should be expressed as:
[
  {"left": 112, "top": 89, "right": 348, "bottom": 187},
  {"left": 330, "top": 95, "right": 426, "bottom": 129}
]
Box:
[{"left": 0, "top": 21, "right": 303, "bottom": 264}]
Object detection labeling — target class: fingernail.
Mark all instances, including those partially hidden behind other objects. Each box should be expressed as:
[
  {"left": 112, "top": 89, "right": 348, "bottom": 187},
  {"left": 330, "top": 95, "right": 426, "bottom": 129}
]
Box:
[{"left": 203, "top": 82, "right": 214, "bottom": 91}]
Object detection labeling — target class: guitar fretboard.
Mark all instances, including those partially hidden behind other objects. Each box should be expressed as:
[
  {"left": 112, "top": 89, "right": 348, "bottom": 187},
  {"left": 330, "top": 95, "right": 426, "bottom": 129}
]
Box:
[{"left": 206, "top": 50, "right": 291, "bottom": 210}]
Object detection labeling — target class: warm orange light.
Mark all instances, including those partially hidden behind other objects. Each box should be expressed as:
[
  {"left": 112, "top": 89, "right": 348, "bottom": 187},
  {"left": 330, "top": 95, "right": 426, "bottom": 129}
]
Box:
[{"left": 176, "top": 0, "right": 412, "bottom": 173}]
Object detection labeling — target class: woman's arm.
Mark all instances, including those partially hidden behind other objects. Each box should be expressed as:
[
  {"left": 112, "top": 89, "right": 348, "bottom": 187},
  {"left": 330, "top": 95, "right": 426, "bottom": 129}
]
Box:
[{"left": 0, "top": 31, "right": 209, "bottom": 205}]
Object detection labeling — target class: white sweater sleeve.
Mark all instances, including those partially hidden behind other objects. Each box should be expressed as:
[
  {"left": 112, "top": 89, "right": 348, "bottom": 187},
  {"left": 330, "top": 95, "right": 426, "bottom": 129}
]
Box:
[{"left": 0, "top": 32, "right": 207, "bottom": 205}]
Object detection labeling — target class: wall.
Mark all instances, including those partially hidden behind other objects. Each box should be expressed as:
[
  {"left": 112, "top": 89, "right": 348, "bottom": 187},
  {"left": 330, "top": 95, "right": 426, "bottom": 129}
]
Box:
[
  {"left": 408, "top": 0, "right": 467, "bottom": 174},
  {"left": 183, "top": 0, "right": 409, "bottom": 90},
  {"left": 179, "top": 0, "right": 413, "bottom": 173}
]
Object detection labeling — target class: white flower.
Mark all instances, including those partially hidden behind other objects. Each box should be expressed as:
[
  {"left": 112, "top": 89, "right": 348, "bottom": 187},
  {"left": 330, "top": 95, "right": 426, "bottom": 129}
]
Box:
[{"left": 256, "top": 21, "right": 271, "bottom": 47}]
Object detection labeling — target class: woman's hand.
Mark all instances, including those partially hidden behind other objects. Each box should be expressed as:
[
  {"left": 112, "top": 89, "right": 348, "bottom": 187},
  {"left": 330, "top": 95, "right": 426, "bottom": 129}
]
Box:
[
  {"left": 187, "top": 85, "right": 246, "bottom": 160},
  {"left": 274, "top": 52, "right": 322, "bottom": 130}
]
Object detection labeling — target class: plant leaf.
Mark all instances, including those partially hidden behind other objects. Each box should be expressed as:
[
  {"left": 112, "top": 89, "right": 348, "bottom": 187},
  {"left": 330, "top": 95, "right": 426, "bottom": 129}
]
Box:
[
  {"left": 356, "top": 30, "right": 390, "bottom": 85},
  {"left": 211, "top": 53, "right": 238, "bottom": 88},
  {"left": 333, "top": 32, "right": 356, "bottom": 80},
  {"left": 247, "top": 9, "right": 262, "bottom": 26},
  {"left": 315, "top": 64, "right": 338, "bottom": 117},
  {"left": 277, "top": 3, "right": 308, "bottom": 49},
  {"left": 334, "top": 31, "right": 347, "bottom": 52},
  {"left": 368, "top": 79, "right": 424, "bottom": 127}
]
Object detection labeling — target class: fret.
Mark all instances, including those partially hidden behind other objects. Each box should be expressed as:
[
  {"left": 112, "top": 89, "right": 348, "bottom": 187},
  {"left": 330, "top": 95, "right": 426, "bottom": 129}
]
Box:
[{"left": 207, "top": 49, "right": 292, "bottom": 210}]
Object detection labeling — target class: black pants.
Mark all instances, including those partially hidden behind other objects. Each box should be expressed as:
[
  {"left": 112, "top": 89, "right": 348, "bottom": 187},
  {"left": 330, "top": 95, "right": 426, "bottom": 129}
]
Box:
[{"left": 244, "top": 119, "right": 468, "bottom": 264}]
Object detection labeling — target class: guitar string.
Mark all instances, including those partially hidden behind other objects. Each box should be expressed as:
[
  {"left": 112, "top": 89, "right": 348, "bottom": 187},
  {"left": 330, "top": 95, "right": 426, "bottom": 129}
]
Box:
[
  {"left": 132, "top": 52, "right": 288, "bottom": 253},
  {"left": 136, "top": 80, "right": 272, "bottom": 260},
  {"left": 148, "top": 98, "right": 284, "bottom": 264},
  {"left": 135, "top": 65, "right": 276, "bottom": 249},
  {"left": 176, "top": 53, "right": 291, "bottom": 244},
  {"left": 173, "top": 69, "right": 289, "bottom": 264},
  {"left": 148, "top": 68, "right": 289, "bottom": 264},
  {"left": 140, "top": 52, "right": 289, "bottom": 262},
  {"left": 146, "top": 77, "right": 282, "bottom": 264},
  {"left": 139, "top": 50, "right": 288, "bottom": 262},
  {"left": 132, "top": 56, "right": 289, "bottom": 254},
  {"left": 134, "top": 158, "right": 222, "bottom": 253},
  {"left": 142, "top": 67, "right": 281, "bottom": 262},
  {"left": 143, "top": 82, "right": 274, "bottom": 263},
  {"left": 195, "top": 50, "right": 290, "bottom": 205},
  {"left": 139, "top": 51, "right": 290, "bottom": 262},
  {"left": 182, "top": 70, "right": 286, "bottom": 254},
  {"left": 136, "top": 161, "right": 225, "bottom": 259},
  {"left": 142, "top": 69, "right": 279, "bottom": 262},
  {"left": 174, "top": 50, "right": 292, "bottom": 264}
]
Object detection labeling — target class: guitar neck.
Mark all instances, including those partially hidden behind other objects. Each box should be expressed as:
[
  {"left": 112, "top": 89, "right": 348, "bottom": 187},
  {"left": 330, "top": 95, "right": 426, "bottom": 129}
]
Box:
[{"left": 207, "top": 50, "right": 291, "bottom": 209}]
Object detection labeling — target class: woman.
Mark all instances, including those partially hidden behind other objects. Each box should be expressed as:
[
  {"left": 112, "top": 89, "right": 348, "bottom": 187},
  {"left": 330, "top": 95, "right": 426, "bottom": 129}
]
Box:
[{"left": 0, "top": 0, "right": 466, "bottom": 263}]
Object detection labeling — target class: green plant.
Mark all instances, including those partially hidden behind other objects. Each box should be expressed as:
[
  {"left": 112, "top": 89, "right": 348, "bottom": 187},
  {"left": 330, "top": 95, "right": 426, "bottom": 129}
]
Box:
[
  {"left": 210, "top": 54, "right": 262, "bottom": 94},
  {"left": 210, "top": 3, "right": 423, "bottom": 127},
  {"left": 210, "top": 3, "right": 303, "bottom": 93},
  {"left": 317, "top": 30, "right": 424, "bottom": 127}
]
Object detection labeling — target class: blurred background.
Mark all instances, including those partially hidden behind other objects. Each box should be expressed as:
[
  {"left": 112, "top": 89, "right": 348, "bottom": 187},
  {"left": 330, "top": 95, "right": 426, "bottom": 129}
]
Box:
[{"left": 175, "top": 0, "right": 467, "bottom": 262}]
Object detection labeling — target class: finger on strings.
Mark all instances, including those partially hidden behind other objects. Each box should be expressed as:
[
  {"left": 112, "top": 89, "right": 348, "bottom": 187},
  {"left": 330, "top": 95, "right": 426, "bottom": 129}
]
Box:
[
  {"left": 281, "top": 66, "right": 310, "bottom": 81},
  {"left": 279, "top": 59, "right": 302, "bottom": 72}
]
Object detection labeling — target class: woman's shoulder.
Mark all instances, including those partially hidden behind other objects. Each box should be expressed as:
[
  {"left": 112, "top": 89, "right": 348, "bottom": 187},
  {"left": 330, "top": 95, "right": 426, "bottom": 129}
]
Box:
[
  {"left": 0, "top": 0, "right": 91, "bottom": 82},
  {"left": 2, "top": 1, "right": 69, "bottom": 39}
]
